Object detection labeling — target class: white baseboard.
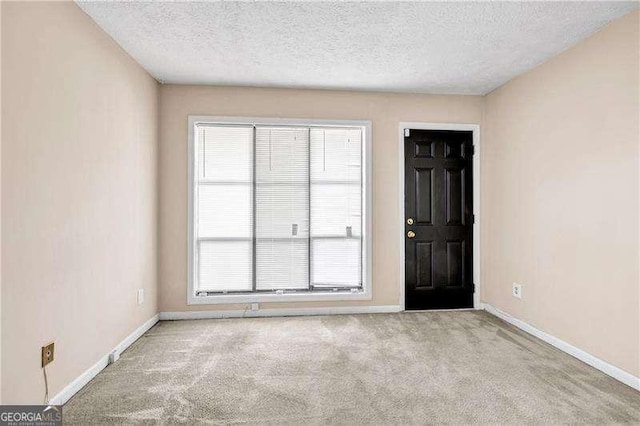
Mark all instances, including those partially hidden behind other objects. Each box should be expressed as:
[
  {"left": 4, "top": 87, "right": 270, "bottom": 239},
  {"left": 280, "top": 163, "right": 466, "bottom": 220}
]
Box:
[
  {"left": 482, "top": 303, "right": 640, "bottom": 391},
  {"left": 159, "top": 304, "right": 402, "bottom": 320},
  {"left": 405, "top": 308, "right": 483, "bottom": 313},
  {"left": 49, "top": 314, "right": 160, "bottom": 405}
]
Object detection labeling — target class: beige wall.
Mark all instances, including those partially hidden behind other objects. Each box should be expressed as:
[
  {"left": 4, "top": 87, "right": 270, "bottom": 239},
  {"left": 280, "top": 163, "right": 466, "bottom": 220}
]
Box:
[
  {"left": 159, "top": 86, "right": 483, "bottom": 312},
  {"left": 1, "top": 1, "right": 159, "bottom": 404},
  {"left": 482, "top": 10, "right": 640, "bottom": 377}
]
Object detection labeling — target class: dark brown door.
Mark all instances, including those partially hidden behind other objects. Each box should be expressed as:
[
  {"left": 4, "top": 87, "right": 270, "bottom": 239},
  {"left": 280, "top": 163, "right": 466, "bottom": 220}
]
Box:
[{"left": 404, "top": 129, "right": 474, "bottom": 310}]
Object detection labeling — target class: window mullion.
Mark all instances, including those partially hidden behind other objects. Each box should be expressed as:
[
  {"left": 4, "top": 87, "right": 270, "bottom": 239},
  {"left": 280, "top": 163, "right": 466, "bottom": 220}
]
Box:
[
  {"left": 308, "top": 127, "right": 312, "bottom": 292},
  {"left": 252, "top": 125, "right": 257, "bottom": 292}
]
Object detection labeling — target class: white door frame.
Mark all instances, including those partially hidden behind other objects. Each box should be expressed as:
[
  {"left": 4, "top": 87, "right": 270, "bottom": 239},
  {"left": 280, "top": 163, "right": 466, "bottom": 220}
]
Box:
[{"left": 398, "top": 122, "right": 481, "bottom": 310}]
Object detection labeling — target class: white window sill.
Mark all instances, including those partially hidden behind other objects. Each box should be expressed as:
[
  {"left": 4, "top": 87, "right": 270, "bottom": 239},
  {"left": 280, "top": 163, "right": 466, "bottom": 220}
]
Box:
[{"left": 187, "top": 288, "right": 372, "bottom": 305}]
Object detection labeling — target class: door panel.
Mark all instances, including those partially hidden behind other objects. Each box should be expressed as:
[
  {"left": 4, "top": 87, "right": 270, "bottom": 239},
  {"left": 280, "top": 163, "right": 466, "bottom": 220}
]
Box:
[
  {"left": 415, "top": 140, "right": 435, "bottom": 158},
  {"left": 405, "top": 129, "right": 474, "bottom": 310},
  {"left": 446, "top": 240, "right": 465, "bottom": 287},
  {"left": 415, "top": 168, "right": 434, "bottom": 225},
  {"left": 445, "top": 167, "right": 465, "bottom": 226},
  {"left": 416, "top": 242, "right": 434, "bottom": 288}
]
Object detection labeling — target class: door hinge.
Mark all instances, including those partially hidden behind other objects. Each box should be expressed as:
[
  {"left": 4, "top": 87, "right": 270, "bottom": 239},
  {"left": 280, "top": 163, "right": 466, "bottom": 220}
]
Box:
[
  {"left": 472, "top": 214, "right": 476, "bottom": 224},
  {"left": 471, "top": 145, "right": 476, "bottom": 156},
  {"left": 472, "top": 283, "right": 476, "bottom": 293},
  {"left": 404, "top": 128, "right": 410, "bottom": 137}
]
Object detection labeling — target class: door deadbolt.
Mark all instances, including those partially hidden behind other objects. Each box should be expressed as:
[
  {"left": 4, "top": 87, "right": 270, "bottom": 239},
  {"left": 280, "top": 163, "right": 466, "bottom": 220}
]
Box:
[
  {"left": 407, "top": 231, "right": 416, "bottom": 238},
  {"left": 407, "top": 218, "right": 414, "bottom": 225}
]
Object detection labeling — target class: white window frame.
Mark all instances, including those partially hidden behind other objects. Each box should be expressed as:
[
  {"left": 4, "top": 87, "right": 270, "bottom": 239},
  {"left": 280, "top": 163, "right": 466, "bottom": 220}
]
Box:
[{"left": 187, "top": 116, "right": 372, "bottom": 305}]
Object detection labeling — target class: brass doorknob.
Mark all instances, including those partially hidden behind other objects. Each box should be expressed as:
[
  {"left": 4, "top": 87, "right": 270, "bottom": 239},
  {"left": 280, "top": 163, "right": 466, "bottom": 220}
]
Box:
[
  {"left": 407, "top": 231, "right": 416, "bottom": 238},
  {"left": 407, "top": 218, "right": 414, "bottom": 225}
]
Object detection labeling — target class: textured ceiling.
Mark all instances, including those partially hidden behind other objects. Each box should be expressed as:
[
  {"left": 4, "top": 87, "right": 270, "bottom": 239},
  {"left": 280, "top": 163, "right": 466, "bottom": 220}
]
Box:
[{"left": 76, "top": 1, "right": 638, "bottom": 95}]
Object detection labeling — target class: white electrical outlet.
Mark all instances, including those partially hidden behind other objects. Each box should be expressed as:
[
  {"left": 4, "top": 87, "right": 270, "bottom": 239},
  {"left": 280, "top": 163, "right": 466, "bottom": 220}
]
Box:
[
  {"left": 137, "top": 289, "right": 144, "bottom": 305},
  {"left": 251, "top": 302, "right": 259, "bottom": 311},
  {"left": 512, "top": 283, "right": 522, "bottom": 299}
]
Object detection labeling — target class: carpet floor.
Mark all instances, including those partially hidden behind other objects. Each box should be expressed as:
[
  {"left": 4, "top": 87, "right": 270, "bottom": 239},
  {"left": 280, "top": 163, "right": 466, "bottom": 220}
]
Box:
[{"left": 64, "top": 311, "right": 639, "bottom": 424}]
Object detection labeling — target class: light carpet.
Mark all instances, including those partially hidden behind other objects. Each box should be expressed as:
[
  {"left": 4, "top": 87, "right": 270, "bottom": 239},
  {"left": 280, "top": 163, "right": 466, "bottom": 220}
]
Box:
[{"left": 64, "top": 311, "right": 640, "bottom": 424}]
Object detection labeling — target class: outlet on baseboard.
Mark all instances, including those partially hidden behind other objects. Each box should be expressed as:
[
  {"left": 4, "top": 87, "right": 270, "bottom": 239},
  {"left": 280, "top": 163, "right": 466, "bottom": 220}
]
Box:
[
  {"left": 108, "top": 350, "right": 120, "bottom": 364},
  {"left": 250, "top": 302, "right": 259, "bottom": 311},
  {"left": 137, "top": 289, "right": 144, "bottom": 305},
  {"left": 512, "top": 283, "right": 522, "bottom": 299}
]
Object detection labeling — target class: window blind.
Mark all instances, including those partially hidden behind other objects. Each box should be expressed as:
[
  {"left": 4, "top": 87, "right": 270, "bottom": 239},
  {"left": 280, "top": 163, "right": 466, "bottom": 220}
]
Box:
[
  {"left": 196, "top": 125, "right": 254, "bottom": 292},
  {"left": 193, "top": 123, "right": 363, "bottom": 294},
  {"left": 255, "top": 127, "right": 310, "bottom": 290},
  {"left": 310, "top": 128, "right": 362, "bottom": 288}
]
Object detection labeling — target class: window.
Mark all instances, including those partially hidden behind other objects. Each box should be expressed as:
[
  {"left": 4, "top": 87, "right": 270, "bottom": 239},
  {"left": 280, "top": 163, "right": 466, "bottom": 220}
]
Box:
[{"left": 188, "top": 117, "right": 371, "bottom": 304}]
